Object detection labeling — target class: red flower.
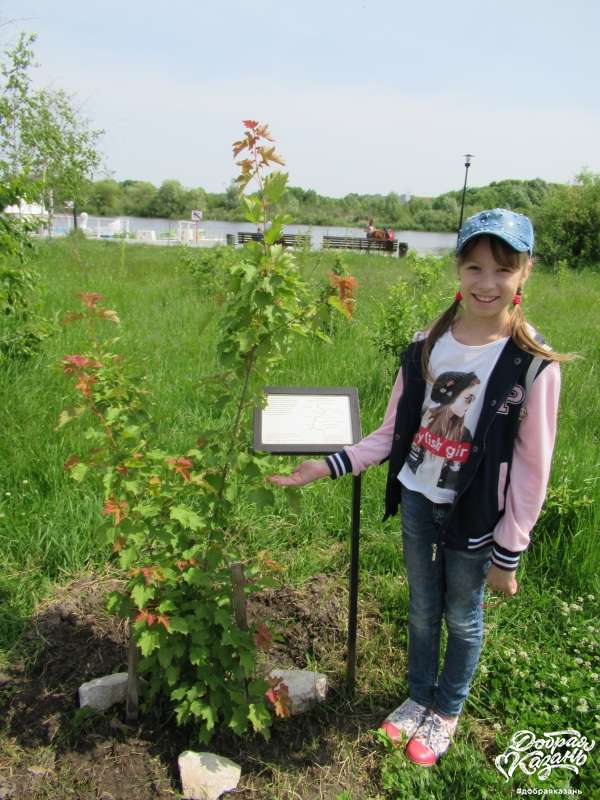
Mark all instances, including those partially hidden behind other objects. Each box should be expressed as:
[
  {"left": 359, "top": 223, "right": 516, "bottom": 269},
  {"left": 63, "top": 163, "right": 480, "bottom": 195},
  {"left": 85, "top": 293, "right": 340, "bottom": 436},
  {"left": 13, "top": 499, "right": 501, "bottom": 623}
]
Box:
[{"left": 242, "top": 119, "right": 258, "bottom": 129}]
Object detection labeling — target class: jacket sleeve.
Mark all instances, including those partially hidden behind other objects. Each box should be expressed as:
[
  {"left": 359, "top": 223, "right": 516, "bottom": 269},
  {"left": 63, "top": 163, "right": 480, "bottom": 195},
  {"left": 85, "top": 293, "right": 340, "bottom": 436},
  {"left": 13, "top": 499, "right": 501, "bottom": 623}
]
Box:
[
  {"left": 325, "top": 368, "right": 404, "bottom": 478},
  {"left": 491, "top": 361, "right": 561, "bottom": 571}
]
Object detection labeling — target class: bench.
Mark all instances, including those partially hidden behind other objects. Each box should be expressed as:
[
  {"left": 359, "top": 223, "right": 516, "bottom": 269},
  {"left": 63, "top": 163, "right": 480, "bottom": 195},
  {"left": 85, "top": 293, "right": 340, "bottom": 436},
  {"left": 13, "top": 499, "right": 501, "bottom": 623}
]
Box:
[
  {"left": 323, "top": 236, "right": 407, "bottom": 256},
  {"left": 237, "top": 232, "right": 311, "bottom": 248}
]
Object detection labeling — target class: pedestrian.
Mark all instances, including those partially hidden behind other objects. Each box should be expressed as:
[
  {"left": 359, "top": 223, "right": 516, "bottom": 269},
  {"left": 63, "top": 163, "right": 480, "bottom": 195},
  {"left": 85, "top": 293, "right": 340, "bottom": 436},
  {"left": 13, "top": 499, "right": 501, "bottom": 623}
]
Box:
[{"left": 268, "top": 209, "right": 572, "bottom": 766}]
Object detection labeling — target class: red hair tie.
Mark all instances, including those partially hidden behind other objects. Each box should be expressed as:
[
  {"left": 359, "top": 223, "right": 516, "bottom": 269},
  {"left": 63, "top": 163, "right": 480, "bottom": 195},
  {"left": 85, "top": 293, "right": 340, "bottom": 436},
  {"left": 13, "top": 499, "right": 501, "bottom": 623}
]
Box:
[
  {"left": 512, "top": 293, "right": 522, "bottom": 305},
  {"left": 455, "top": 291, "right": 462, "bottom": 302}
]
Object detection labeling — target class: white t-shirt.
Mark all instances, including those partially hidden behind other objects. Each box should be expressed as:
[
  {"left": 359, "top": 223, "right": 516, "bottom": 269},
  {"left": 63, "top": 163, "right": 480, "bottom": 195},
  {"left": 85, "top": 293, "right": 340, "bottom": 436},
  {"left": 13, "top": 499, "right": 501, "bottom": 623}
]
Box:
[{"left": 398, "top": 329, "right": 509, "bottom": 504}]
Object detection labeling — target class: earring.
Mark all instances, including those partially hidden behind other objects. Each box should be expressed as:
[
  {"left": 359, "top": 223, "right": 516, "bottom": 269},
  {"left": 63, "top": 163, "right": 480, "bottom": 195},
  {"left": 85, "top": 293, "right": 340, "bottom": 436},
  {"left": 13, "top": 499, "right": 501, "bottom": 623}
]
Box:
[
  {"left": 455, "top": 290, "right": 462, "bottom": 302},
  {"left": 512, "top": 288, "right": 522, "bottom": 306}
]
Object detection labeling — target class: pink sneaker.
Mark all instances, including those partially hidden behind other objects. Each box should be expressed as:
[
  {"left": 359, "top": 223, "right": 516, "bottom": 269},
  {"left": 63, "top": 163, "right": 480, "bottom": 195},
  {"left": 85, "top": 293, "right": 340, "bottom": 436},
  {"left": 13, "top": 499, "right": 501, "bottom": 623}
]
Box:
[
  {"left": 380, "top": 698, "right": 428, "bottom": 745},
  {"left": 405, "top": 711, "right": 458, "bottom": 766}
]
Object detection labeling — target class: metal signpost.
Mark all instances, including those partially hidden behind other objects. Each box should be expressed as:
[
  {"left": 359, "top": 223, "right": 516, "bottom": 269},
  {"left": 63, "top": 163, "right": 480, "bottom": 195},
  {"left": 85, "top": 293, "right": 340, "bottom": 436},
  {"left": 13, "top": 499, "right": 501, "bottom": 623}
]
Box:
[
  {"left": 253, "top": 386, "right": 363, "bottom": 693},
  {"left": 191, "top": 210, "right": 203, "bottom": 244}
]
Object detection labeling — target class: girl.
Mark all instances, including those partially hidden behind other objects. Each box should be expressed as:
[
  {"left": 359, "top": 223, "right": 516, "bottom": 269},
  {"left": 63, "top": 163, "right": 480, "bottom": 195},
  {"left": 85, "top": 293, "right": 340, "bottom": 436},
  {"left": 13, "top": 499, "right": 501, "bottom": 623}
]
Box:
[{"left": 269, "top": 209, "right": 569, "bottom": 766}]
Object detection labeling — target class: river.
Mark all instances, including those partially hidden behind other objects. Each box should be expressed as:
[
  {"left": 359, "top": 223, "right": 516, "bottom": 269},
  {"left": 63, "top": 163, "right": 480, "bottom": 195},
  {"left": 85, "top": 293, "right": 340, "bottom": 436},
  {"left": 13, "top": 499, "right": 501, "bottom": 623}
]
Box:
[{"left": 52, "top": 214, "right": 457, "bottom": 255}]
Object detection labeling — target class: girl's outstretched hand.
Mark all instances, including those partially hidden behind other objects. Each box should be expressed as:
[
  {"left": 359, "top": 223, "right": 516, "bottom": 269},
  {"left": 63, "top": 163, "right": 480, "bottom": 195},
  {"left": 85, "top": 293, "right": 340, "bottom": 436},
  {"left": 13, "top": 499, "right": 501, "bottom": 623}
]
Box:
[
  {"left": 486, "top": 564, "right": 518, "bottom": 597},
  {"left": 267, "top": 459, "right": 331, "bottom": 487}
]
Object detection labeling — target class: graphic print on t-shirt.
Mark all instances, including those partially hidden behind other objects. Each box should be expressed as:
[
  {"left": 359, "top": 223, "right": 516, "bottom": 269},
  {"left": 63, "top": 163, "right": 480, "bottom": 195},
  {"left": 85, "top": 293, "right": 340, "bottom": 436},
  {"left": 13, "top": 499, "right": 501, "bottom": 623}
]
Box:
[{"left": 406, "top": 370, "right": 481, "bottom": 492}]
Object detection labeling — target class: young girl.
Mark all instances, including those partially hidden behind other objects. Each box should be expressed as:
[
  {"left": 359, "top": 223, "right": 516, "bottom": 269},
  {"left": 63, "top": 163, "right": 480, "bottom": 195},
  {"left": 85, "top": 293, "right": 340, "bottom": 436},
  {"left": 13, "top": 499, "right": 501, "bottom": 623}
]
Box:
[{"left": 269, "top": 209, "right": 569, "bottom": 766}]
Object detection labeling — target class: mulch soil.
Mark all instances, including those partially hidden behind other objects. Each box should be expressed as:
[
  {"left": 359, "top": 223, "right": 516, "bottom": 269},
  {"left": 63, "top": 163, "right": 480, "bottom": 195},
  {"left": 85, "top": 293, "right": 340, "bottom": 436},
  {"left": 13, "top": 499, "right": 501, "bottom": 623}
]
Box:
[{"left": 0, "top": 572, "right": 383, "bottom": 800}]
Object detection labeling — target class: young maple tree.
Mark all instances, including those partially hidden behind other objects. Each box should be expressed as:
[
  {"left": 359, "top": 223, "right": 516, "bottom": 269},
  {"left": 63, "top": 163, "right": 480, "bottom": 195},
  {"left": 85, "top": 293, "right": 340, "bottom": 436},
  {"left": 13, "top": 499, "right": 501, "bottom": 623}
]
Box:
[{"left": 58, "top": 121, "right": 354, "bottom": 741}]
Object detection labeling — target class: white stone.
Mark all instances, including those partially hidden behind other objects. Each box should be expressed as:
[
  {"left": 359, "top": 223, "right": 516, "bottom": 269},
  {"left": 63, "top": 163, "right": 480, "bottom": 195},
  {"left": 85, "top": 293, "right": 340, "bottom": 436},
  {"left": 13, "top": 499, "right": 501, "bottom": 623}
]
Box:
[
  {"left": 178, "top": 751, "right": 241, "bottom": 800},
  {"left": 78, "top": 672, "right": 129, "bottom": 712},
  {"left": 268, "top": 668, "right": 328, "bottom": 715}
]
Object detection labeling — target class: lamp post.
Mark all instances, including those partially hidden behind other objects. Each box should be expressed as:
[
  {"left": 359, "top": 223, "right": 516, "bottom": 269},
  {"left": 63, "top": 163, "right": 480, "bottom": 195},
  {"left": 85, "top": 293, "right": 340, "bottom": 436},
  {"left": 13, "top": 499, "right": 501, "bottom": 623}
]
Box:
[{"left": 458, "top": 154, "right": 474, "bottom": 232}]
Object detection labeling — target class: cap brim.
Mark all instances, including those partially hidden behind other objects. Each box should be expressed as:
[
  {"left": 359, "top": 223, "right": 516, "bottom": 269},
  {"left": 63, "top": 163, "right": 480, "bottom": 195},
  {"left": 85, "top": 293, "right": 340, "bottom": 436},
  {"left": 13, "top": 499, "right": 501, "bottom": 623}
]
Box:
[{"left": 457, "top": 229, "right": 531, "bottom": 256}]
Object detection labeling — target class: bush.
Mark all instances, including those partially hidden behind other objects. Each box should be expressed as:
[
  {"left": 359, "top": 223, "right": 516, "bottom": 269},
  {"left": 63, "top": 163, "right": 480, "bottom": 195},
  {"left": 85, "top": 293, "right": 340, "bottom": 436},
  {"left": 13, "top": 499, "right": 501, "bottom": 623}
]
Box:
[
  {"left": 534, "top": 170, "right": 600, "bottom": 268},
  {"left": 372, "top": 251, "right": 451, "bottom": 364}
]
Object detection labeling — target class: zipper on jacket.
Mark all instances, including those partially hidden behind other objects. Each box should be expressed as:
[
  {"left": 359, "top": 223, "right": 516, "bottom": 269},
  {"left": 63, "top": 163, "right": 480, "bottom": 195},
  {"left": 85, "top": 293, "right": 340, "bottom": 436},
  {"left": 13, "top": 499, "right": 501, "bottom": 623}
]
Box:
[{"left": 431, "top": 543, "right": 437, "bottom": 562}]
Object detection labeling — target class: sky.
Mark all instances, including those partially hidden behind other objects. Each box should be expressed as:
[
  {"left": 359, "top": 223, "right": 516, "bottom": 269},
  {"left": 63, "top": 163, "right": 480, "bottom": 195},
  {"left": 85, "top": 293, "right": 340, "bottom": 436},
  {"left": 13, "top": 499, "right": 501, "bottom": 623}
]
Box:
[{"left": 2, "top": 0, "right": 599, "bottom": 198}]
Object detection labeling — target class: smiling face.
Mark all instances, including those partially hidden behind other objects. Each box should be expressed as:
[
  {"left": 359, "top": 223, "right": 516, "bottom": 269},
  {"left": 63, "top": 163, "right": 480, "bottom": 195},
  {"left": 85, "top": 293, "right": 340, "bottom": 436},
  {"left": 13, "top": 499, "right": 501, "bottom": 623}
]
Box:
[{"left": 457, "top": 236, "right": 531, "bottom": 324}]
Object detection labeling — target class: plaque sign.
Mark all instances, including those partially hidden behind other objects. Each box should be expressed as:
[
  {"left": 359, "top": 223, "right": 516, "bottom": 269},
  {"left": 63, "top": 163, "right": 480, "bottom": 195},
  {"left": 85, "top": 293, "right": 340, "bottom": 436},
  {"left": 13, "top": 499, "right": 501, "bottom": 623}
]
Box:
[{"left": 254, "top": 387, "right": 361, "bottom": 454}]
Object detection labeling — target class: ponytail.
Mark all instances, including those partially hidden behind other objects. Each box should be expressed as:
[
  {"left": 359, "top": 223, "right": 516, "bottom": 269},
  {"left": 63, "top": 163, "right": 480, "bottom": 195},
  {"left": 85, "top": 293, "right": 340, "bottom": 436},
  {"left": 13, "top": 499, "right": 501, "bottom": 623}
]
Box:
[{"left": 420, "top": 298, "right": 461, "bottom": 381}]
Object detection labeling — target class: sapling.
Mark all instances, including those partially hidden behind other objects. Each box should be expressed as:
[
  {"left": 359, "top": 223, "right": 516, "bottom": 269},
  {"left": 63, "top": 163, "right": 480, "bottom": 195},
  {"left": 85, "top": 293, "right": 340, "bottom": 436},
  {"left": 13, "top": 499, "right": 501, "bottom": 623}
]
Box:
[{"left": 58, "top": 120, "right": 354, "bottom": 741}]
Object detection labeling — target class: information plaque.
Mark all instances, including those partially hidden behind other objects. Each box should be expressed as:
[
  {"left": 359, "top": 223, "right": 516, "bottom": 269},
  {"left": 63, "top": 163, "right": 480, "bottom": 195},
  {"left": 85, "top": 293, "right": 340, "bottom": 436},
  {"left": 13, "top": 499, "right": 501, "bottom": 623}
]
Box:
[
  {"left": 254, "top": 386, "right": 363, "bottom": 693},
  {"left": 253, "top": 386, "right": 361, "bottom": 454}
]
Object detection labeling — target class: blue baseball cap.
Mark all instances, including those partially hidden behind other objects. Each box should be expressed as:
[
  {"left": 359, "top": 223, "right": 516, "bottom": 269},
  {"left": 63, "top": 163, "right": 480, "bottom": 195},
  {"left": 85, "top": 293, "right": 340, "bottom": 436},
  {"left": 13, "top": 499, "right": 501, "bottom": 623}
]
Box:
[{"left": 456, "top": 208, "right": 534, "bottom": 256}]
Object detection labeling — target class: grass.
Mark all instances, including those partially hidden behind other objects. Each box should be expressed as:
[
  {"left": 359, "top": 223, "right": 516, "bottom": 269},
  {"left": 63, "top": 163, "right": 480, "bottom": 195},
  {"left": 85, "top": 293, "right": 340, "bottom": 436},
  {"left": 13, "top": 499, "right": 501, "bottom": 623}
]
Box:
[{"left": 1, "top": 237, "right": 599, "bottom": 798}]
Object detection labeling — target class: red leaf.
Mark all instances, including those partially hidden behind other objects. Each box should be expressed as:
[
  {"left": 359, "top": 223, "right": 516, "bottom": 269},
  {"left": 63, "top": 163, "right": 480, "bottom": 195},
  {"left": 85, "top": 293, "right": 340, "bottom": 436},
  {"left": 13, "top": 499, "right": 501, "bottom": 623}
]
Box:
[
  {"left": 243, "top": 119, "right": 258, "bottom": 129},
  {"left": 253, "top": 623, "right": 273, "bottom": 651},
  {"left": 102, "top": 497, "right": 129, "bottom": 526},
  {"left": 77, "top": 292, "right": 103, "bottom": 308},
  {"left": 265, "top": 678, "right": 292, "bottom": 718},
  {"left": 63, "top": 454, "right": 80, "bottom": 470},
  {"left": 166, "top": 457, "right": 193, "bottom": 482}
]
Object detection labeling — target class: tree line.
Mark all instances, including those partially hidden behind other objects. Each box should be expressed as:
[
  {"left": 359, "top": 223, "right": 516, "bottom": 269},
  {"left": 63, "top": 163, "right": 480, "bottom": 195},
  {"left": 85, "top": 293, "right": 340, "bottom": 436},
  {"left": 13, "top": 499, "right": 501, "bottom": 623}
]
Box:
[
  {"left": 83, "top": 176, "right": 555, "bottom": 233},
  {"left": 2, "top": 30, "right": 599, "bottom": 264}
]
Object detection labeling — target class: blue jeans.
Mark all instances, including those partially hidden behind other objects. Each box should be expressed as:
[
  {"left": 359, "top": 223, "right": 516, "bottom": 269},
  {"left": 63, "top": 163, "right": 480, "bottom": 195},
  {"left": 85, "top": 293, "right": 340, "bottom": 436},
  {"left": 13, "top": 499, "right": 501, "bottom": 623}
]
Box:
[{"left": 401, "top": 485, "right": 492, "bottom": 717}]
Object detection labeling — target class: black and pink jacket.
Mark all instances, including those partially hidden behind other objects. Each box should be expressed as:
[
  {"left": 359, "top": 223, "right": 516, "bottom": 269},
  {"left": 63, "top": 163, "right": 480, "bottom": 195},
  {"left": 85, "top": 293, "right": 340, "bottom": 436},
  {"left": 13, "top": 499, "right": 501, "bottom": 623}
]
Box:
[{"left": 326, "top": 337, "right": 561, "bottom": 572}]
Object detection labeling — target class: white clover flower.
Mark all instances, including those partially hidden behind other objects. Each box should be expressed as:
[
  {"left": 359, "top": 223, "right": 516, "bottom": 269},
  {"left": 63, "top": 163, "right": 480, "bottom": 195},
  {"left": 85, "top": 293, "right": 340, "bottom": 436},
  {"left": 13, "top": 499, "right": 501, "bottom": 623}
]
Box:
[
  {"left": 587, "top": 594, "right": 595, "bottom": 601},
  {"left": 534, "top": 681, "right": 542, "bottom": 688},
  {"left": 591, "top": 673, "right": 599, "bottom": 681},
  {"left": 574, "top": 657, "right": 584, "bottom": 665},
  {"left": 577, "top": 597, "right": 584, "bottom": 603},
  {"left": 493, "top": 722, "right": 501, "bottom": 731},
  {"left": 561, "top": 696, "right": 568, "bottom": 703},
  {"left": 560, "top": 676, "right": 569, "bottom": 685},
  {"left": 518, "top": 650, "right": 529, "bottom": 660}
]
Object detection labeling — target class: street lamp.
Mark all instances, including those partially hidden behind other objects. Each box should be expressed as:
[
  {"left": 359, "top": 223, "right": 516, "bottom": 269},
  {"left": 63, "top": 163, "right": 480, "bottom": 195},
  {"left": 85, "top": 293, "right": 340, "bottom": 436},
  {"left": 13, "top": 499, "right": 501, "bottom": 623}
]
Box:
[{"left": 458, "top": 154, "right": 474, "bottom": 232}]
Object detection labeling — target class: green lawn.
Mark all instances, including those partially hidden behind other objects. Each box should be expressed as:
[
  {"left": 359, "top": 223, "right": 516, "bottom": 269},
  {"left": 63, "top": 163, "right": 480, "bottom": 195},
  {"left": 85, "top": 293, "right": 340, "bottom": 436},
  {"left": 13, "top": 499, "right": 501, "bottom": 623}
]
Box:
[{"left": 0, "top": 238, "right": 598, "bottom": 799}]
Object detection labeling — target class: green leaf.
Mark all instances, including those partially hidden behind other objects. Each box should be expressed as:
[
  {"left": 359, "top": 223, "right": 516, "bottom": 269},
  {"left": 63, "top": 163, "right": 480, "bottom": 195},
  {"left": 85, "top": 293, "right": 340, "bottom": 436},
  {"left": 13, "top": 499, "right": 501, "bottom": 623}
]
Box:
[
  {"left": 134, "top": 501, "right": 160, "bottom": 518},
  {"left": 249, "top": 487, "right": 275, "bottom": 509},
  {"left": 248, "top": 702, "right": 271, "bottom": 735},
  {"left": 131, "top": 583, "right": 155, "bottom": 610},
  {"left": 138, "top": 628, "right": 161, "bottom": 657},
  {"left": 190, "top": 644, "right": 208, "bottom": 665},
  {"left": 170, "top": 505, "right": 202, "bottom": 531},
  {"left": 165, "top": 664, "right": 180, "bottom": 685},
  {"left": 168, "top": 616, "right": 190, "bottom": 635},
  {"left": 264, "top": 222, "right": 284, "bottom": 245},
  {"left": 158, "top": 645, "right": 174, "bottom": 668},
  {"left": 262, "top": 171, "right": 288, "bottom": 204},
  {"left": 328, "top": 294, "right": 352, "bottom": 320},
  {"left": 70, "top": 462, "right": 89, "bottom": 483},
  {"left": 242, "top": 195, "right": 262, "bottom": 225}
]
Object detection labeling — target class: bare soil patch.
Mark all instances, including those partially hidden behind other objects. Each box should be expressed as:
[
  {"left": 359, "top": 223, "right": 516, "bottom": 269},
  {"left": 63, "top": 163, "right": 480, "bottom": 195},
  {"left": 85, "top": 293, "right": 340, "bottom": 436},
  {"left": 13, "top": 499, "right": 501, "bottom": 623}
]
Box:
[{"left": 0, "top": 572, "right": 383, "bottom": 799}]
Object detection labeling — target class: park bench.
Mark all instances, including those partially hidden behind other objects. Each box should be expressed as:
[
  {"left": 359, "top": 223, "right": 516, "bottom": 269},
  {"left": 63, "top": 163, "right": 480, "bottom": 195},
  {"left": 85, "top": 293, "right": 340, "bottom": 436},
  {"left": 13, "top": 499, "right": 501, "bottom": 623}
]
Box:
[
  {"left": 322, "top": 236, "right": 407, "bottom": 256},
  {"left": 237, "top": 232, "right": 311, "bottom": 248}
]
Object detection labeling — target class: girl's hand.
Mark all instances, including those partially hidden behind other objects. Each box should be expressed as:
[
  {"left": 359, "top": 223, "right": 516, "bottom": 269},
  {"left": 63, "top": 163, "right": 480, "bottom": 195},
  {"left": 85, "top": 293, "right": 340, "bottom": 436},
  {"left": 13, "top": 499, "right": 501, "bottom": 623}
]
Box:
[
  {"left": 267, "top": 459, "right": 331, "bottom": 487},
  {"left": 485, "top": 564, "right": 518, "bottom": 597}
]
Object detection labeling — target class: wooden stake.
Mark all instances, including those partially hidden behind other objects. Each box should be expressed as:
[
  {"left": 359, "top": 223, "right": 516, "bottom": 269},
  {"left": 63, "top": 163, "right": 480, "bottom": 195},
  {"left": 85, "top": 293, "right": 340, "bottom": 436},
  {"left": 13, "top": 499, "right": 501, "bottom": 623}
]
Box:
[
  {"left": 230, "top": 563, "right": 248, "bottom": 630},
  {"left": 126, "top": 623, "right": 140, "bottom": 722}
]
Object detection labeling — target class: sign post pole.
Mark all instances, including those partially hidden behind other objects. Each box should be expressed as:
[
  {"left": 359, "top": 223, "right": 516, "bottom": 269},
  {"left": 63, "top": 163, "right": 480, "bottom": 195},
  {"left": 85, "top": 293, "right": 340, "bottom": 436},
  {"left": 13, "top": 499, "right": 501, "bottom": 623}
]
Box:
[{"left": 346, "top": 474, "right": 362, "bottom": 694}]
